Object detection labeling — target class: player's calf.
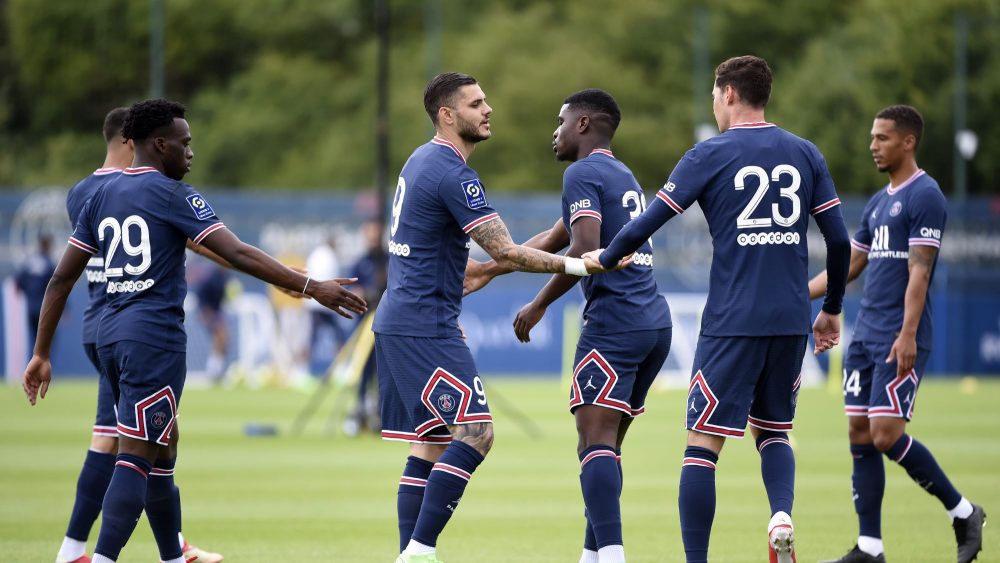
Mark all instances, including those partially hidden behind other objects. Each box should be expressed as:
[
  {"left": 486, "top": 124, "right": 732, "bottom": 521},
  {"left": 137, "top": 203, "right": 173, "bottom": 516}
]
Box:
[{"left": 755, "top": 430, "right": 795, "bottom": 517}]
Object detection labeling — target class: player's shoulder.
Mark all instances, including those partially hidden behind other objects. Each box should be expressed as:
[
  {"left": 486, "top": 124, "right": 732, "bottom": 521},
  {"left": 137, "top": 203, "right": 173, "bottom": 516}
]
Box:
[{"left": 908, "top": 172, "right": 947, "bottom": 206}]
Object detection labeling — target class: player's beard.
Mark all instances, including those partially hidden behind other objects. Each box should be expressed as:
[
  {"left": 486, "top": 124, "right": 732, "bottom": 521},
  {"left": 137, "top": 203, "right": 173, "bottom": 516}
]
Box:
[{"left": 457, "top": 115, "right": 490, "bottom": 144}]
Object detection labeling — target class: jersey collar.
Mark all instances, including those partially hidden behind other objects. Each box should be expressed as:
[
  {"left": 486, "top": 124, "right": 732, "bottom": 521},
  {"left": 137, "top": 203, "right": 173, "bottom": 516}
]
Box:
[
  {"left": 94, "top": 167, "right": 123, "bottom": 175},
  {"left": 431, "top": 136, "right": 466, "bottom": 163},
  {"left": 122, "top": 167, "right": 159, "bottom": 175},
  {"left": 728, "top": 122, "right": 776, "bottom": 129},
  {"left": 589, "top": 148, "right": 614, "bottom": 158},
  {"left": 887, "top": 169, "right": 925, "bottom": 195}
]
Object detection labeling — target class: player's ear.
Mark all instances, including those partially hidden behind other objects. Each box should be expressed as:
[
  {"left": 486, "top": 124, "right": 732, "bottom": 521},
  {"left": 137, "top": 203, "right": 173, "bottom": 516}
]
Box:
[
  {"left": 578, "top": 115, "right": 590, "bottom": 133},
  {"left": 903, "top": 132, "right": 917, "bottom": 152},
  {"left": 437, "top": 106, "right": 453, "bottom": 126},
  {"left": 152, "top": 136, "right": 167, "bottom": 154}
]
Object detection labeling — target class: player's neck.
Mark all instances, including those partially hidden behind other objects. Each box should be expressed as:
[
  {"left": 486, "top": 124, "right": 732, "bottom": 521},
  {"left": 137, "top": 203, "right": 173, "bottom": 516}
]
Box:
[
  {"left": 725, "top": 107, "right": 766, "bottom": 130},
  {"left": 130, "top": 150, "right": 165, "bottom": 173},
  {"left": 577, "top": 140, "right": 610, "bottom": 161},
  {"left": 102, "top": 147, "right": 132, "bottom": 170},
  {"left": 887, "top": 158, "right": 919, "bottom": 188},
  {"left": 434, "top": 130, "right": 475, "bottom": 161}
]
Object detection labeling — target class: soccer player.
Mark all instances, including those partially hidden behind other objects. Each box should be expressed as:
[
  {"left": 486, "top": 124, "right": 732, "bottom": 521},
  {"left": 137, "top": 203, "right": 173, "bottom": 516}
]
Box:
[
  {"left": 810, "top": 106, "right": 985, "bottom": 563},
  {"left": 375, "top": 73, "right": 619, "bottom": 563},
  {"left": 583, "top": 55, "right": 851, "bottom": 563},
  {"left": 23, "top": 98, "right": 367, "bottom": 563},
  {"left": 464, "top": 89, "right": 671, "bottom": 563}
]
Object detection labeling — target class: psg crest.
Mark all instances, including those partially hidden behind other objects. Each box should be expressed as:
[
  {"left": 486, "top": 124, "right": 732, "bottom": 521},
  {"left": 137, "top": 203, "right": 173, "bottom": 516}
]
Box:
[
  {"left": 437, "top": 393, "right": 457, "bottom": 413},
  {"left": 151, "top": 411, "right": 168, "bottom": 429}
]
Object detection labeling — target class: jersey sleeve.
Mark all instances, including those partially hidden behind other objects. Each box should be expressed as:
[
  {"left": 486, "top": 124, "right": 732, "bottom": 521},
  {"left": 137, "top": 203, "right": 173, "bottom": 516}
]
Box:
[
  {"left": 808, "top": 148, "right": 842, "bottom": 217},
  {"left": 563, "top": 163, "right": 603, "bottom": 224},
  {"left": 654, "top": 145, "right": 709, "bottom": 214},
  {"left": 439, "top": 166, "right": 499, "bottom": 234},
  {"left": 851, "top": 197, "right": 876, "bottom": 254},
  {"left": 68, "top": 196, "right": 98, "bottom": 255},
  {"left": 167, "top": 183, "right": 226, "bottom": 243},
  {"left": 907, "top": 186, "right": 947, "bottom": 249}
]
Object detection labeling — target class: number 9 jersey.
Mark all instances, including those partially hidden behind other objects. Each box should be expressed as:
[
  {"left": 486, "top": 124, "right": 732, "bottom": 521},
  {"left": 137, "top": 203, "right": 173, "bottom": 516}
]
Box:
[{"left": 68, "top": 167, "right": 225, "bottom": 352}]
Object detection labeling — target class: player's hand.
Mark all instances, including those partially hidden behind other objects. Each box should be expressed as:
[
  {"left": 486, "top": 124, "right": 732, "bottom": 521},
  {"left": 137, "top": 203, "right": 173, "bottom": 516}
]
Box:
[
  {"left": 513, "top": 301, "right": 546, "bottom": 343},
  {"left": 23, "top": 355, "right": 52, "bottom": 406},
  {"left": 812, "top": 310, "right": 841, "bottom": 354},
  {"left": 276, "top": 266, "right": 309, "bottom": 298},
  {"left": 886, "top": 333, "right": 917, "bottom": 378},
  {"left": 309, "top": 278, "right": 368, "bottom": 319},
  {"left": 463, "top": 259, "right": 494, "bottom": 296}
]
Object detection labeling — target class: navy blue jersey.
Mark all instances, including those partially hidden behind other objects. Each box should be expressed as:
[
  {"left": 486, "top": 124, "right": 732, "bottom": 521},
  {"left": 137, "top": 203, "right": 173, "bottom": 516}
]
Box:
[
  {"left": 373, "top": 137, "right": 499, "bottom": 338},
  {"left": 850, "top": 170, "right": 946, "bottom": 349},
  {"left": 66, "top": 168, "right": 122, "bottom": 344},
  {"left": 603, "top": 123, "right": 844, "bottom": 336},
  {"left": 561, "top": 149, "right": 670, "bottom": 333},
  {"left": 69, "top": 167, "right": 225, "bottom": 352}
]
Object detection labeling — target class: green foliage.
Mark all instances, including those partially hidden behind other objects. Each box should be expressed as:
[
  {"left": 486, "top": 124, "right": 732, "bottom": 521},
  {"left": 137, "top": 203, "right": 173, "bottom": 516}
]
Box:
[{"left": 1, "top": 0, "right": 997, "bottom": 193}]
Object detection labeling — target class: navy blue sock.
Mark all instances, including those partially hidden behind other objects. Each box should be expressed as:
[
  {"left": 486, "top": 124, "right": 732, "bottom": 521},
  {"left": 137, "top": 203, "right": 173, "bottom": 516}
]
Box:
[
  {"left": 397, "top": 456, "right": 433, "bottom": 552},
  {"left": 850, "top": 443, "right": 884, "bottom": 538},
  {"left": 679, "top": 446, "right": 718, "bottom": 563},
  {"left": 583, "top": 448, "right": 621, "bottom": 551},
  {"left": 94, "top": 454, "right": 152, "bottom": 560},
  {"left": 579, "top": 445, "right": 623, "bottom": 548},
  {"left": 146, "top": 459, "right": 183, "bottom": 560},
  {"left": 65, "top": 450, "right": 116, "bottom": 541},
  {"left": 885, "top": 434, "right": 962, "bottom": 510},
  {"left": 756, "top": 432, "right": 795, "bottom": 516},
  {"left": 411, "top": 441, "right": 484, "bottom": 547}
]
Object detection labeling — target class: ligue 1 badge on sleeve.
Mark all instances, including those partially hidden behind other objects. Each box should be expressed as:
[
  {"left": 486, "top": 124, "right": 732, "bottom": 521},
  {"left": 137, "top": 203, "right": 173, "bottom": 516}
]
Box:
[
  {"left": 461, "top": 179, "right": 488, "bottom": 209},
  {"left": 186, "top": 193, "right": 216, "bottom": 220}
]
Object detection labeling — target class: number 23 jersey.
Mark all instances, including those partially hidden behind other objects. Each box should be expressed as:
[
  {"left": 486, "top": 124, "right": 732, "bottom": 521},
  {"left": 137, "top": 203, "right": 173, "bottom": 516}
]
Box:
[{"left": 69, "top": 167, "right": 224, "bottom": 352}]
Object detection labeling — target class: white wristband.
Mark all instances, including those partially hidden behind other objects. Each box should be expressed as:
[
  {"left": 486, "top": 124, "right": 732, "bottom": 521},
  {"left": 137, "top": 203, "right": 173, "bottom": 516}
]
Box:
[
  {"left": 564, "top": 257, "right": 590, "bottom": 277},
  {"left": 302, "top": 276, "right": 311, "bottom": 294}
]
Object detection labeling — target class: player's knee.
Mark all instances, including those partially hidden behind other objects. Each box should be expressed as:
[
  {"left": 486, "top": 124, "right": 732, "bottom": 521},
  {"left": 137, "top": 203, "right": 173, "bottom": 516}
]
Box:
[
  {"left": 870, "top": 426, "right": 903, "bottom": 453},
  {"left": 453, "top": 422, "right": 494, "bottom": 456},
  {"left": 89, "top": 435, "right": 118, "bottom": 454},
  {"left": 847, "top": 416, "right": 871, "bottom": 444}
]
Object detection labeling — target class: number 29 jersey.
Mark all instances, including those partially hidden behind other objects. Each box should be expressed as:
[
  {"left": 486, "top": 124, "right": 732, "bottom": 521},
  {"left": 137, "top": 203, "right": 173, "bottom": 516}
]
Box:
[
  {"left": 373, "top": 137, "right": 500, "bottom": 338},
  {"left": 69, "top": 167, "right": 225, "bottom": 352},
  {"left": 658, "top": 123, "right": 842, "bottom": 336}
]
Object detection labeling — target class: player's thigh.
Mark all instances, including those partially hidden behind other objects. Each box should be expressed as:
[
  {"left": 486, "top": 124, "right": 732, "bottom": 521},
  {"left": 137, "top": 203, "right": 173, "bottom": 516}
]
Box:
[
  {"left": 842, "top": 339, "right": 876, "bottom": 417},
  {"left": 687, "top": 335, "right": 766, "bottom": 438},
  {"left": 630, "top": 327, "right": 672, "bottom": 415},
  {"left": 570, "top": 329, "right": 663, "bottom": 419},
  {"left": 374, "top": 334, "right": 488, "bottom": 444},
  {"left": 86, "top": 343, "right": 119, "bottom": 441},
  {"left": 748, "top": 335, "right": 808, "bottom": 432},
  {"left": 106, "top": 341, "right": 186, "bottom": 447},
  {"left": 866, "top": 341, "right": 928, "bottom": 421}
]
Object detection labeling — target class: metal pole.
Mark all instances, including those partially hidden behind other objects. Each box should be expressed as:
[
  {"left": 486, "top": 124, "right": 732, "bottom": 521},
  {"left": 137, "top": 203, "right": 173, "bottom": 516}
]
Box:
[
  {"left": 953, "top": 12, "right": 968, "bottom": 201},
  {"left": 424, "top": 0, "right": 443, "bottom": 137},
  {"left": 692, "top": 6, "right": 711, "bottom": 142},
  {"left": 149, "top": 0, "right": 165, "bottom": 98},
  {"left": 375, "top": 0, "right": 391, "bottom": 218}
]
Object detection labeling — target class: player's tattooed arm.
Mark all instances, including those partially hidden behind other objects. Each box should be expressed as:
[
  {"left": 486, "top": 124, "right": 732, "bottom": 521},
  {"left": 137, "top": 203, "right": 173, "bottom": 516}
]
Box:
[
  {"left": 470, "top": 218, "right": 567, "bottom": 274},
  {"left": 449, "top": 422, "right": 494, "bottom": 456},
  {"left": 464, "top": 218, "right": 569, "bottom": 295},
  {"left": 887, "top": 245, "right": 938, "bottom": 377}
]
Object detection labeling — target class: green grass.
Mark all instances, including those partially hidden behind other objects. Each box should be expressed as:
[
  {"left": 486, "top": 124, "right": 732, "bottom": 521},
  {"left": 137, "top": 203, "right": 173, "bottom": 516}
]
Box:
[{"left": 1, "top": 377, "right": 997, "bottom": 562}]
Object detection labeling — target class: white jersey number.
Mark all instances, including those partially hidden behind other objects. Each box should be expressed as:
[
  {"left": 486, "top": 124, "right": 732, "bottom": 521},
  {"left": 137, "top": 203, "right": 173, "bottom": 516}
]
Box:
[
  {"left": 734, "top": 165, "right": 802, "bottom": 229},
  {"left": 99, "top": 215, "right": 152, "bottom": 278},
  {"left": 390, "top": 176, "right": 406, "bottom": 237},
  {"left": 622, "top": 190, "right": 647, "bottom": 220}
]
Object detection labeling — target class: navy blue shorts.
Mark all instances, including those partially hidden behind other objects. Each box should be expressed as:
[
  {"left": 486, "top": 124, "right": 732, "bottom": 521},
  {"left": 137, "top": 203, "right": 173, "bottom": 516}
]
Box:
[
  {"left": 97, "top": 341, "right": 185, "bottom": 446},
  {"left": 570, "top": 327, "right": 671, "bottom": 417},
  {"left": 686, "top": 334, "right": 807, "bottom": 438},
  {"left": 843, "top": 339, "right": 930, "bottom": 421},
  {"left": 375, "top": 333, "right": 491, "bottom": 444},
  {"left": 84, "top": 343, "right": 117, "bottom": 438}
]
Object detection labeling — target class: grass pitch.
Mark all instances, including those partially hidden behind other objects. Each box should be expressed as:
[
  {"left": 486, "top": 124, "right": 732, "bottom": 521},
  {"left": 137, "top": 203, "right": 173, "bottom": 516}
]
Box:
[{"left": 1, "top": 377, "right": 997, "bottom": 562}]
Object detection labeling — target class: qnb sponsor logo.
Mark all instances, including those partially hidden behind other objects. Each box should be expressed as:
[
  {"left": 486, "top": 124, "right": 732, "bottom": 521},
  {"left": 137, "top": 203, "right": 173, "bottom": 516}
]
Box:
[
  {"left": 920, "top": 227, "right": 942, "bottom": 240},
  {"left": 569, "top": 199, "right": 592, "bottom": 214},
  {"left": 85, "top": 268, "right": 108, "bottom": 283},
  {"left": 388, "top": 240, "right": 411, "bottom": 257},
  {"left": 736, "top": 232, "right": 800, "bottom": 247},
  {"left": 106, "top": 279, "right": 155, "bottom": 294},
  {"left": 632, "top": 252, "right": 654, "bottom": 267}
]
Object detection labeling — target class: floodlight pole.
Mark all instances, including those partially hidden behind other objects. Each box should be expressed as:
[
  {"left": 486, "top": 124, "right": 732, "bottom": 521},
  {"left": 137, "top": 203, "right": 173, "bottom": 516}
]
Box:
[
  {"left": 424, "top": 0, "right": 443, "bottom": 137},
  {"left": 375, "top": 0, "right": 391, "bottom": 219},
  {"left": 149, "top": 0, "right": 165, "bottom": 98}
]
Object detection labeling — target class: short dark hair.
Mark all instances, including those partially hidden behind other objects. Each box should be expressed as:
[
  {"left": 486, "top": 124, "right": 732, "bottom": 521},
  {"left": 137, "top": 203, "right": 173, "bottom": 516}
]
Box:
[
  {"left": 121, "top": 98, "right": 187, "bottom": 141},
  {"left": 102, "top": 107, "right": 129, "bottom": 143},
  {"left": 564, "top": 89, "right": 621, "bottom": 132},
  {"left": 876, "top": 105, "right": 924, "bottom": 148},
  {"left": 715, "top": 55, "right": 773, "bottom": 108},
  {"left": 424, "top": 72, "right": 478, "bottom": 125}
]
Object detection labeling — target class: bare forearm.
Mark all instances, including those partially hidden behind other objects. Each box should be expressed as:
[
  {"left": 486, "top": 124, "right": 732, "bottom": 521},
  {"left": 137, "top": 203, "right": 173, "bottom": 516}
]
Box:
[
  {"left": 472, "top": 220, "right": 567, "bottom": 274},
  {"left": 808, "top": 249, "right": 868, "bottom": 300},
  {"left": 900, "top": 264, "right": 930, "bottom": 338},
  {"left": 484, "top": 219, "right": 569, "bottom": 278},
  {"left": 33, "top": 275, "right": 75, "bottom": 357},
  {"left": 187, "top": 239, "right": 234, "bottom": 270},
  {"left": 224, "top": 242, "right": 310, "bottom": 293}
]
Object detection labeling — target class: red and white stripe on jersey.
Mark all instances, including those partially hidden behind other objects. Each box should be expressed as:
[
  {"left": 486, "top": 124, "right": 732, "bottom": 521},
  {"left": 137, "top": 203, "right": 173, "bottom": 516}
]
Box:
[
  {"left": 462, "top": 213, "right": 499, "bottom": 234},
  {"left": 92, "top": 425, "right": 118, "bottom": 437},
  {"left": 886, "top": 169, "right": 925, "bottom": 195},
  {"left": 655, "top": 191, "right": 684, "bottom": 214},
  {"left": 94, "top": 167, "right": 123, "bottom": 175},
  {"left": 728, "top": 122, "right": 776, "bottom": 129},
  {"left": 150, "top": 467, "right": 175, "bottom": 477},
  {"left": 868, "top": 370, "right": 918, "bottom": 419},
  {"left": 908, "top": 237, "right": 941, "bottom": 248},
  {"left": 116, "top": 386, "right": 177, "bottom": 446},
  {"left": 431, "top": 136, "right": 465, "bottom": 163},
  {"left": 580, "top": 449, "right": 618, "bottom": 468},
  {"left": 193, "top": 222, "right": 226, "bottom": 244},
  {"left": 688, "top": 371, "right": 746, "bottom": 437},
  {"left": 570, "top": 209, "right": 602, "bottom": 224},
  {"left": 682, "top": 457, "right": 717, "bottom": 470},
  {"left": 748, "top": 415, "right": 794, "bottom": 432},
  {"left": 122, "top": 167, "right": 158, "bottom": 175},
  {"left": 432, "top": 462, "right": 471, "bottom": 482},
  {"left": 399, "top": 476, "right": 428, "bottom": 488},
  {"left": 68, "top": 237, "right": 98, "bottom": 254},
  {"left": 891, "top": 435, "right": 913, "bottom": 462},
  {"left": 844, "top": 405, "right": 869, "bottom": 417},
  {"left": 811, "top": 198, "right": 841, "bottom": 215},
  {"left": 380, "top": 430, "right": 452, "bottom": 444},
  {"left": 569, "top": 349, "right": 634, "bottom": 416},
  {"left": 850, "top": 239, "right": 871, "bottom": 253},
  {"left": 116, "top": 460, "right": 148, "bottom": 478},
  {"left": 417, "top": 367, "right": 493, "bottom": 436},
  {"left": 590, "top": 148, "right": 614, "bottom": 158},
  {"left": 757, "top": 436, "right": 791, "bottom": 452}
]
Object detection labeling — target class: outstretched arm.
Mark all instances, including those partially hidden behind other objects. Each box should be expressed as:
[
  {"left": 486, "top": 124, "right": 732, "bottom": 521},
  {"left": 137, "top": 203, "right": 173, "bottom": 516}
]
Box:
[
  {"left": 469, "top": 218, "right": 601, "bottom": 275},
  {"left": 465, "top": 218, "right": 570, "bottom": 295},
  {"left": 593, "top": 197, "right": 675, "bottom": 270}
]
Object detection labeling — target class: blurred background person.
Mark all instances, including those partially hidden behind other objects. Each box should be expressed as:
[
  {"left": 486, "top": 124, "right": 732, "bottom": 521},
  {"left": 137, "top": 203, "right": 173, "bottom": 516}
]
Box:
[
  {"left": 306, "top": 234, "right": 346, "bottom": 378},
  {"left": 16, "top": 233, "right": 57, "bottom": 360},
  {"left": 191, "top": 261, "right": 232, "bottom": 384}
]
